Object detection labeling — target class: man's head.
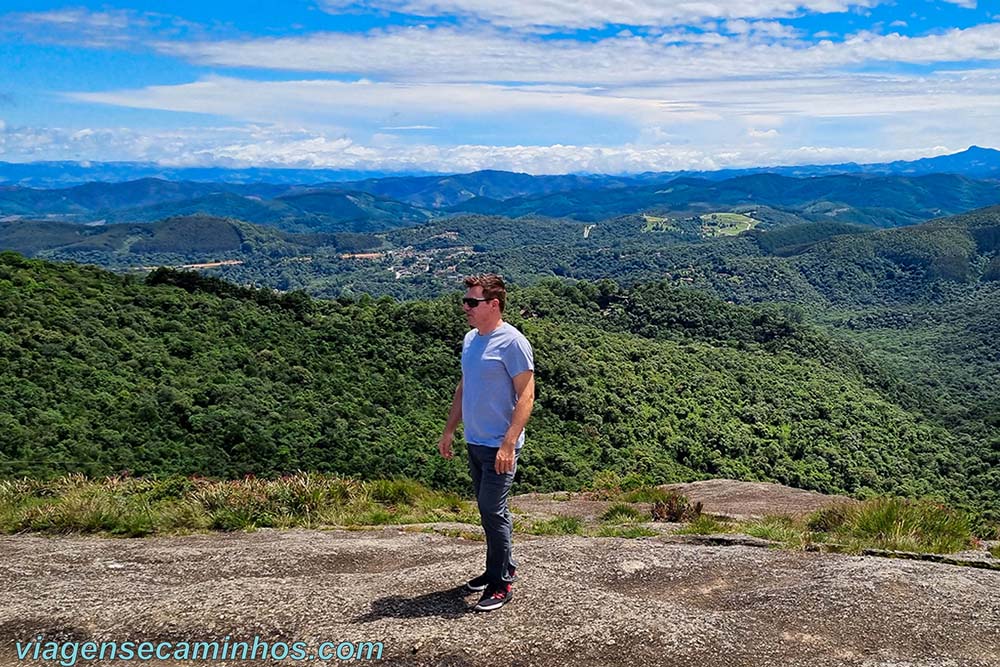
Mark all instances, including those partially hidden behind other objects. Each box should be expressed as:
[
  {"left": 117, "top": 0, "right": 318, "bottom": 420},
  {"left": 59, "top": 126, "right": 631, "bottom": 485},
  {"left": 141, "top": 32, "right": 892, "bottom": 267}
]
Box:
[{"left": 462, "top": 273, "right": 506, "bottom": 332}]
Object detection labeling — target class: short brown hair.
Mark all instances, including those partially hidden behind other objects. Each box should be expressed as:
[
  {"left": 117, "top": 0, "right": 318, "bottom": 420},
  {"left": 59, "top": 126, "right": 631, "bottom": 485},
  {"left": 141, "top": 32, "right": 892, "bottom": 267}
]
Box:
[{"left": 464, "top": 273, "right": 507, "bottom": 312}]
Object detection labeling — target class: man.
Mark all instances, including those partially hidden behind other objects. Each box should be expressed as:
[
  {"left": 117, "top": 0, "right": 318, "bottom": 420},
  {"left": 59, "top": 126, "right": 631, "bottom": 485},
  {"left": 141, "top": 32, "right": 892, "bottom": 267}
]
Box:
[{"left": 437, "top": 273, "right": 535, "bottom": 612}]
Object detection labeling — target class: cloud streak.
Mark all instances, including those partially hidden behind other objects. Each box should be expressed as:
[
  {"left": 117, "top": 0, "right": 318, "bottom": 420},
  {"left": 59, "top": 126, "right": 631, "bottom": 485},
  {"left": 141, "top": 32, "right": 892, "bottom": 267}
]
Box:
[
  {"left": 158, "top": 22, "right": 1000, "bottom": 85},
  {"left": 68, "top": 70, "right": 1000, "bottom": 128},
  {"left": 317, "top": 0, "right": 885, "bottom": 31},
  {"left": 0, "top": 7, "right": 227, "bottom": 49},
  {"left": 68, "top": 77, "right": 716, "bottom": 126}
]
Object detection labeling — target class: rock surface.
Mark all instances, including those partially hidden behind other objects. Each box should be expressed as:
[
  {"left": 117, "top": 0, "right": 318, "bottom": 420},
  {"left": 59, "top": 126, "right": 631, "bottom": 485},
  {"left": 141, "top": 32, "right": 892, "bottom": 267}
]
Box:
[
  {"left": 509, "top": 478, "right": 856, "bottom": 523},
  {"left": 660, "top": 478, "right": 858, "bottom": 519},
  {"left": 3, "top": 526, "right": 999, "bottom": 667}
]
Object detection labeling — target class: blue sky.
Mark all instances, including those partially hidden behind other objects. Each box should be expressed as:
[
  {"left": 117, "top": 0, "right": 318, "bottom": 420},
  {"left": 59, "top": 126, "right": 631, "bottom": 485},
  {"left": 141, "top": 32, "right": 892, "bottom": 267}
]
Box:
[{"left": 1, "top": 0, "right": 998, "bottom": 173}]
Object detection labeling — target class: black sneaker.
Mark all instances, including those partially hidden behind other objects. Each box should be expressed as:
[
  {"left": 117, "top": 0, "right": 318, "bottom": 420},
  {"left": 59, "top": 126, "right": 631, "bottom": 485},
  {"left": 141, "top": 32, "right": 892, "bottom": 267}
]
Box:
[
  {"left": 473, "top": 583, "right": 513, "bottom": 612},
  {"left": 464, "top": 567, "right": 517, "bottom": 593},
  {"left": 464, "top": 573, "right": 491, "bottom": 592}
]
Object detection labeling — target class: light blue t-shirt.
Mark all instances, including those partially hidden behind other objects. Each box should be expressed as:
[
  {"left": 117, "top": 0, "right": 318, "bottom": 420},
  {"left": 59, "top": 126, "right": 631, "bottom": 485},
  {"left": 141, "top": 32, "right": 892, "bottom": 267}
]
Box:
[{"left": 461, "top": 321, "right": 534, "bottom": 449}]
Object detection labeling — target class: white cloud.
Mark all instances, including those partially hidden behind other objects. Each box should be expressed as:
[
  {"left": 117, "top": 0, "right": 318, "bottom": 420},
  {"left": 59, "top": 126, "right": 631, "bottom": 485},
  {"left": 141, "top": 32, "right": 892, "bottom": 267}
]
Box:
[
  {"left": 0, "top": 7, "right": 223, "bottom": 49},
  {"left": 317, "top": 0, "right": 885, "bottom": 31},
  {"left": 5, "top": 2, "right": 997, "bottom": 174},
  {"left": 722, "top": 20, "right": 801, "bottom": 39},
  {"left": 941, "top": 0, "right": 976, "bottom": 8},
  {"left": 158, "top": 22, "right": 1000, "bottom": 86},
  {"left": 14, "top": 8, "right": 132, "bottom": 29},
  {"left": 0, "top": 121, "right": 964, "bottom": 173},
  {"left": 68, "top": 76, "right": 717, "bottom": 126},
  {"left": 619, "top": 71, "right": 1000, "bottom": 118},
  {"left": 0, "top": 123, "right": 306, "bottom": 164},
  {"left": 54, "top": 69, "right": 1000, "bottom": 173}
]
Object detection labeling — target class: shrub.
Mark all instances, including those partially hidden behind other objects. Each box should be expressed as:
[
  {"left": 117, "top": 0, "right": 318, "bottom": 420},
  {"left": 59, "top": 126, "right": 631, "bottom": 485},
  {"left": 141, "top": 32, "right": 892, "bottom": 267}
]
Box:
[
  {"left": 145, "top": 476, "right": 197, "bottom": 503},
  {"left": 153, "top": 500, "right": 211, "bottom": 532},
  {"left": 192, "top": 479, "right": 278, "bottom": 531},
  {"left": 16, "top": 487, "right": 157, "bottom": 536},
  {"left": 0, "top": 474, "right": 476, "bottom": 535},
  {"left": 264, "top": 473, "right": 359, "bottom": 521},
  {"left": 590, "top": 470, "right": 623, "bottom": 497},
  {"left": 650, "top": 492, "right": 702, "bottom": 522},
  {"left": 365, "top": 479, "right": 428, "bottom": 506},
  {"left": 806, "top": 505, "right": 851, "bottom": 532}
]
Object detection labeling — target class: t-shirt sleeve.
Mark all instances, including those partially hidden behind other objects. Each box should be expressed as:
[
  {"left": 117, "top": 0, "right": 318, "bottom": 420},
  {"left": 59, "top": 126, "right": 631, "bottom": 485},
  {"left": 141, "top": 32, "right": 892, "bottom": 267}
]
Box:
[{"left": 502, "top": 335, "right": 534, "bottom": 378}]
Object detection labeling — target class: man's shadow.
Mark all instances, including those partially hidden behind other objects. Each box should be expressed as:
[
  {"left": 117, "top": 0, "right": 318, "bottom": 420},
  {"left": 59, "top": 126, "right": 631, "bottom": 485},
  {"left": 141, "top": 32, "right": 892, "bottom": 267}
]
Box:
[{"left": 354, "top": 586, "right": 473, "bottom": 621}]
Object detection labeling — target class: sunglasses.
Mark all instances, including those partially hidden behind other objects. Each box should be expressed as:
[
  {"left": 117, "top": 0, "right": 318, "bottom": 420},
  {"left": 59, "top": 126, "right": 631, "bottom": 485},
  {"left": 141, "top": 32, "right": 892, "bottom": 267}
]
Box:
[{"left": 462, "top": 297, "right": 493, "bottom": 308}]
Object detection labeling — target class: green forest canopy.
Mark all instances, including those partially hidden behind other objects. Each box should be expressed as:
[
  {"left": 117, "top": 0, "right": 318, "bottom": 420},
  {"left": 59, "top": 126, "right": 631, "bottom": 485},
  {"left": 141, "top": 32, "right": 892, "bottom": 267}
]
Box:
[{"left": 2, "top": 252, "right": 996, "bottom": 527}]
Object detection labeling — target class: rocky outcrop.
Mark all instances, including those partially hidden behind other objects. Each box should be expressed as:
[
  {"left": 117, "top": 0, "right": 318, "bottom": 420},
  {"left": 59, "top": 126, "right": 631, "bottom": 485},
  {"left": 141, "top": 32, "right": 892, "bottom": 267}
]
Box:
[{"left": 2, "top": 526, "right": 998, "bottom": 667}]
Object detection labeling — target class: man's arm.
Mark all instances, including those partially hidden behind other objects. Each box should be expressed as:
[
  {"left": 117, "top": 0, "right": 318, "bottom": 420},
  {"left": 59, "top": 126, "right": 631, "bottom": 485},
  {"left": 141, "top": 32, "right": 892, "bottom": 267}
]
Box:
[
  {"left": 495, "top": 370, "right": 535, "bottom": 473},
  {"left": 437, "top": 378, "right": 463, "bottom": 459}
]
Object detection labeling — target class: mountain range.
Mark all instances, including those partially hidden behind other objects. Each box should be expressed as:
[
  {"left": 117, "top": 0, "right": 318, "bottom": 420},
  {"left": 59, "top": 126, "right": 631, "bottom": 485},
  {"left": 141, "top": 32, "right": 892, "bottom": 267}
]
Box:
[
  {"left": 4, "top": 169, "right": 1000, "bottom": 233},
  {"left": 446, "top": 172, "right": 1000, "bottom": 223},
  {"left": 0, "top": 179, "right": 432, "bottom": 232},
  {"left": 3, "top": 146, "right": 1000, "bottom": 189}
]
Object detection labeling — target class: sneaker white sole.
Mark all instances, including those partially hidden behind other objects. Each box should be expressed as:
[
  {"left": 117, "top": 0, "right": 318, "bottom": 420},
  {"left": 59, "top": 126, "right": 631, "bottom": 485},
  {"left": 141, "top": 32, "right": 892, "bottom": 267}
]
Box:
[{"left": 473, "top": 596, "right": 512, "bottom": 612}]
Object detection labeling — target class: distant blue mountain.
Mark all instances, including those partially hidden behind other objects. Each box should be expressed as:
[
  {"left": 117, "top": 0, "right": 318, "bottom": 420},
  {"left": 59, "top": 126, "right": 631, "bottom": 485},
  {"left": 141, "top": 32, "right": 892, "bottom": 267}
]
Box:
[
  {"left": 621, "top": 146, "right": 1000, "bottom": 182},
  {"left": 0, "top": 161, "right": 437, "bottom": 188},
  {"left": 1, "top": 146, "right": 999, "bottom": 189}
]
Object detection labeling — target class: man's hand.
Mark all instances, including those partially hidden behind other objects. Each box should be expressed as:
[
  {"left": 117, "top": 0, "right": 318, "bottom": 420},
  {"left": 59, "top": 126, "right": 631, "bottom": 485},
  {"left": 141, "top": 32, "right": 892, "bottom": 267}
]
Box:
[
  {"left": 495, "top": 443, "right": 516, "bottom": 474},
  {"left": 438, "top": 433, "right": 454, "bottom": 459}
]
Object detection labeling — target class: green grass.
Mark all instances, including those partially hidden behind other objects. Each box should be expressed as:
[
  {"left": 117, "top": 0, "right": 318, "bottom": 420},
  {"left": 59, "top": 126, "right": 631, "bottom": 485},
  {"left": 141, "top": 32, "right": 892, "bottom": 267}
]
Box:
[
  {"left": 742, "top": 516, "right": 808, "bottom": 547},
  {"left": 667, "top": 498, "right": 973, "bottom": 554},
  {"left": 830, "top": 497, "right": 973, "bottom": 554},
  {"left": 700, "top": 212, "right": 756, "bottom": 224},
  {"left": 0, "top": 474, "right": 478, "bottom": 535},
  {"left": 525, "top": 516, "right": 584, "bottom": 535},
  {"left": 595, "top": 525, "right": 658, "bottom": 538},
  {"left": 641, "top": 214, "right": 681, "bottom": 232},
  {"left": 0, "top": 477, "right": 983, "bottom": 559},
  {"left": 699, "top": 212, "right": 759, "bottom": 237},
  {"left": 620, "top": 487, "right": 673, "bottom": 503},
  {"left": 600, "top": 503, "right": 646, "bottom": 524},
  {"left": 990, "top": 544, "right": 1000, "bottom": 559},
  {"left": 674, "top": 515, "right": 730, "bottom": 535}
]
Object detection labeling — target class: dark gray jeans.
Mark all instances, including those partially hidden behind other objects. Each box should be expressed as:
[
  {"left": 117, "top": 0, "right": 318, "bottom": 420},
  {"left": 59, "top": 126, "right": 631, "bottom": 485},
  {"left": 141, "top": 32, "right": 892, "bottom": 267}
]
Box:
[{"left": 467, "top": 443, "right": 518, "bottom": 586}]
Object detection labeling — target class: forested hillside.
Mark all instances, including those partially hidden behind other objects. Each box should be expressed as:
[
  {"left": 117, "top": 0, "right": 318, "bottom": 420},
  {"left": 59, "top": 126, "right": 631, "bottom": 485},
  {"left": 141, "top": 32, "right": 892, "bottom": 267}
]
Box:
[
  {"left": 0, "top": 215, "right": 377, "bottom": 264},
  {"left": 2, "top": 253, "right": 995, "bottom": 525},
  {"left": 4, "top": 172, "right": 999, "bottom": 233},
  {"left": 448, "top": 173, "right": 1000, "bottom": 224}
]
